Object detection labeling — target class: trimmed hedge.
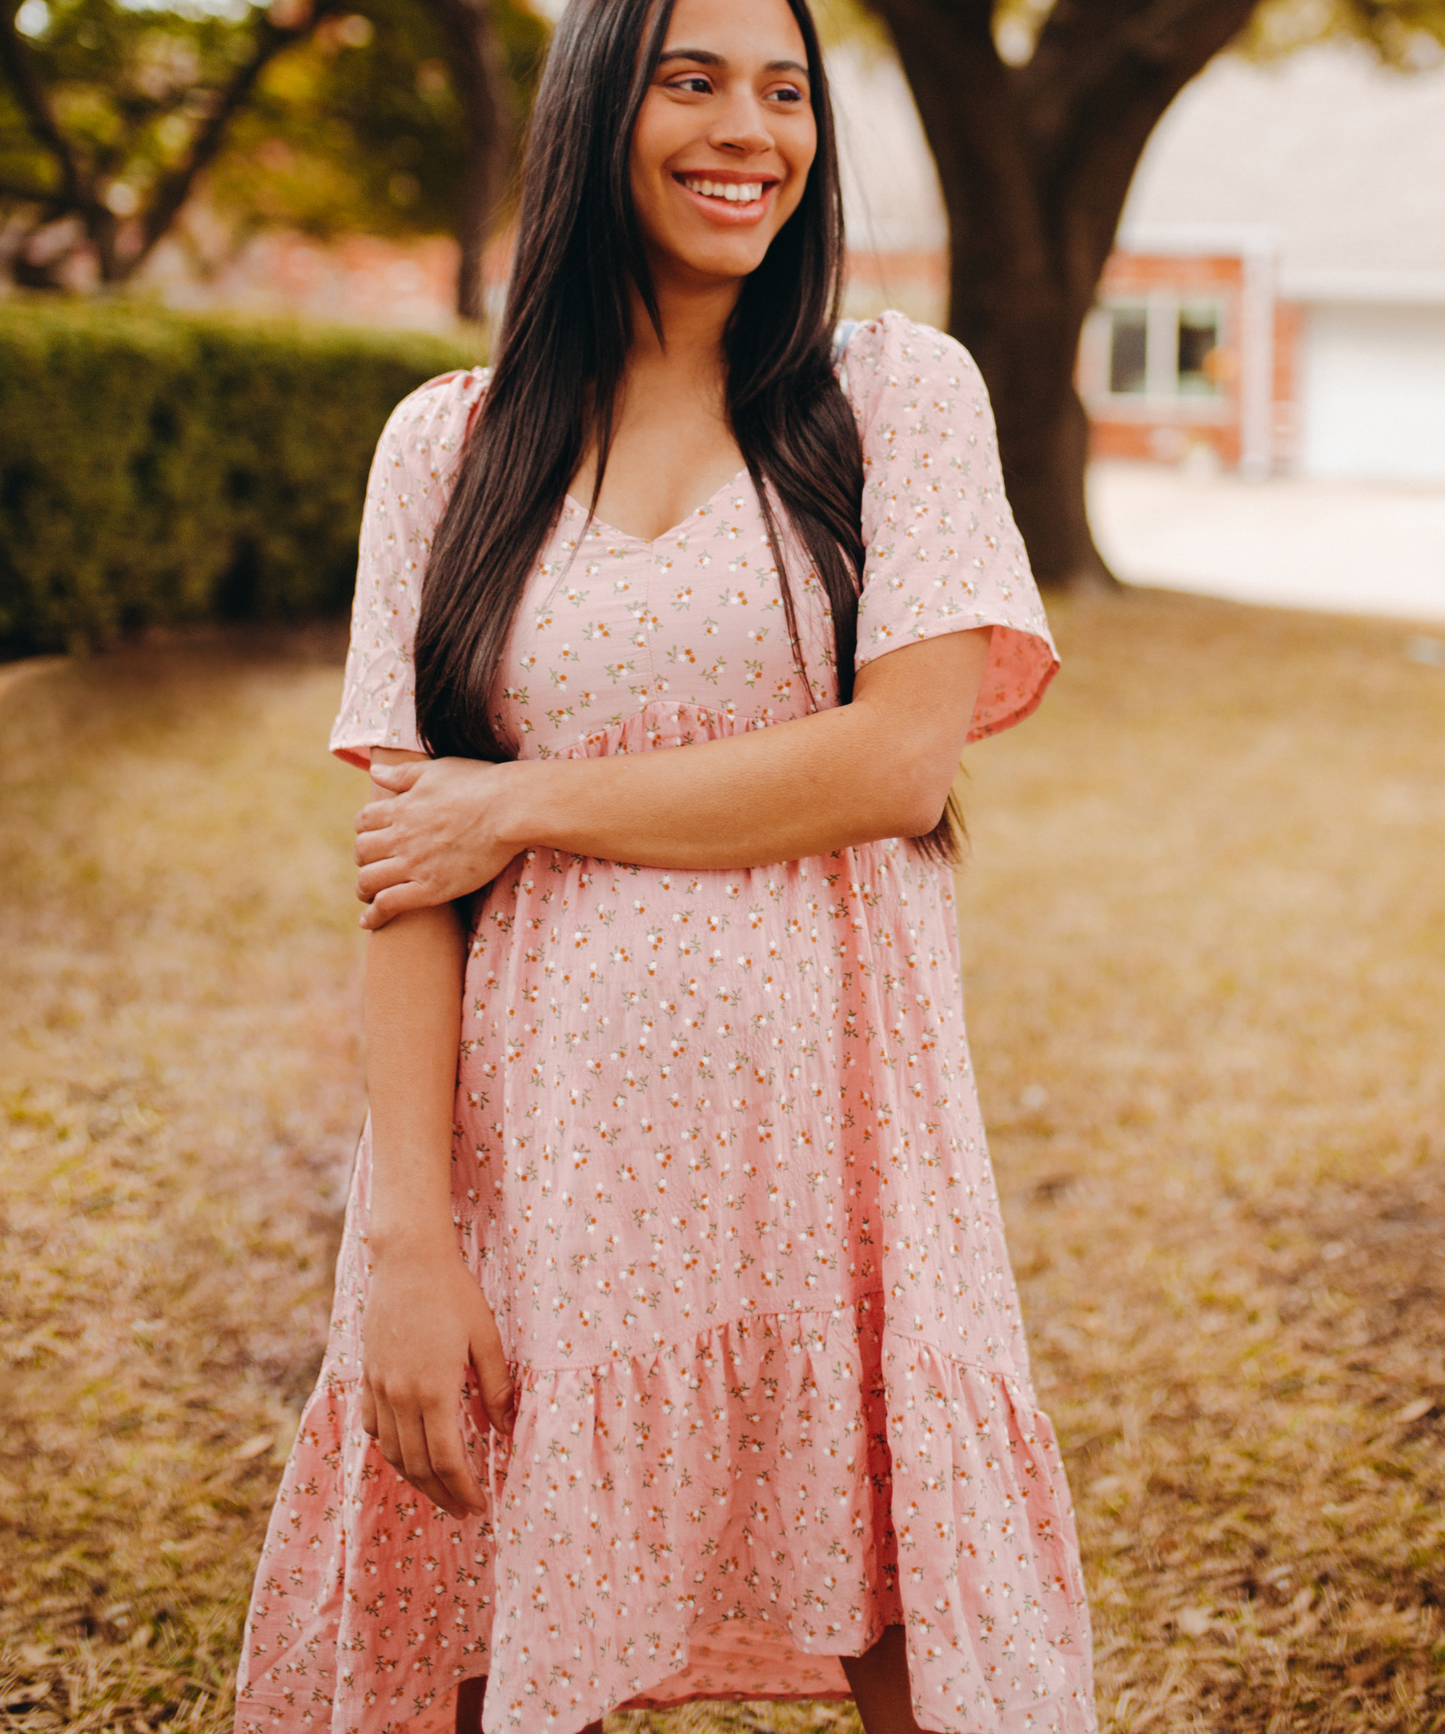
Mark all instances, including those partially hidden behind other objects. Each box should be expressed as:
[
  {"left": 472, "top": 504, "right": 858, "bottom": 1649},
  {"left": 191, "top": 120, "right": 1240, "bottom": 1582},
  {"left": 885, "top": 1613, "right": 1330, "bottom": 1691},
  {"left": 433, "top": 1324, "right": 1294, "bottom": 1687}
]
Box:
[{"left": 0, "top": 299, "right": 477, "bottom": 657}]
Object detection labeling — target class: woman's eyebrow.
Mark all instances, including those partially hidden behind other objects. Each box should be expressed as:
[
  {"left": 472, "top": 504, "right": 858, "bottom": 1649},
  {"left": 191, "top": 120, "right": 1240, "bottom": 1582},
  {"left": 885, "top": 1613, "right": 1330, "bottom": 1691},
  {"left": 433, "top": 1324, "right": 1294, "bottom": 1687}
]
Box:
[
  {"left": 657, "top": 47, "right": 810, "bottom": 76},
  {"left": 657, "top": 47, "right": 724, "bottom": 65}
]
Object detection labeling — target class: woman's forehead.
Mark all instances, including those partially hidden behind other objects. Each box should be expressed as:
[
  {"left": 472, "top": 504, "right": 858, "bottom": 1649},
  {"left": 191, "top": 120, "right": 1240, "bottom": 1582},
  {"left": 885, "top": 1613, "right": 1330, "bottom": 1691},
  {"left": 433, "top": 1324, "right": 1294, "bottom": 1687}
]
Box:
[{"left": 658, "top": 0, "right": 809, "bottom": 65}]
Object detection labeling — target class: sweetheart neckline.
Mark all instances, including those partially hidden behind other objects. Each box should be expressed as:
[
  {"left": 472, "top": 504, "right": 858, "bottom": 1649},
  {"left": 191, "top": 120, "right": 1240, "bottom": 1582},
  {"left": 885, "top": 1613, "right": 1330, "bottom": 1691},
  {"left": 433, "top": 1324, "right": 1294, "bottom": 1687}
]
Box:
[{"left": 562, "top": 465, "right": 753, "bottom": 546}]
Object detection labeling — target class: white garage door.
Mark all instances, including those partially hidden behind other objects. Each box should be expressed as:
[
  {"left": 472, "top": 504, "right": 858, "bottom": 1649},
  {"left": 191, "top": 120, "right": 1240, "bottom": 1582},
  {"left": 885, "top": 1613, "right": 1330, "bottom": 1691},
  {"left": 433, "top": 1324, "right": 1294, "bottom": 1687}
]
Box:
[{"left": 1300, "top": 302, "right": 1445, "bottom": 483}]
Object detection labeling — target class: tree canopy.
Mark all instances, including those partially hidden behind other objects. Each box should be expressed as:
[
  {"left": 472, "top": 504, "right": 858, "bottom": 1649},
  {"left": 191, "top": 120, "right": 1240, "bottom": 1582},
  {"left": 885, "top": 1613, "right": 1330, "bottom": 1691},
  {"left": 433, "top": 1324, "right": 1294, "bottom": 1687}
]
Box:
[{"left": 0, "top": 0, "right": 544, "bottom": 294}]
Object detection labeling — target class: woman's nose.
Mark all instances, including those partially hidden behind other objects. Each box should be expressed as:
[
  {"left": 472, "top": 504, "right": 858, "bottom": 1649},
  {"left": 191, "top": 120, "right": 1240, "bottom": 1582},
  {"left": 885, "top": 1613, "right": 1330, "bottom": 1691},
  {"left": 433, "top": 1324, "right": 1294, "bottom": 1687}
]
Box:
[{"left": 708, "top": 95, "right": 773, "bottom": 155}]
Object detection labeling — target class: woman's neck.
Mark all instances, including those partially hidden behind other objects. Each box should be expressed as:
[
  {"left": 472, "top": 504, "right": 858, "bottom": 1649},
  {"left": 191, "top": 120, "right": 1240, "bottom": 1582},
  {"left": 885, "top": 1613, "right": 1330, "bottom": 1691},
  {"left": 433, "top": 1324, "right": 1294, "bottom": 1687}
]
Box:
[
  {"left": 624, "top": 270, "right": 740, "bottom": 406},
  {"left": 568, "top": 270, "right": 747, "bottom": 539}
]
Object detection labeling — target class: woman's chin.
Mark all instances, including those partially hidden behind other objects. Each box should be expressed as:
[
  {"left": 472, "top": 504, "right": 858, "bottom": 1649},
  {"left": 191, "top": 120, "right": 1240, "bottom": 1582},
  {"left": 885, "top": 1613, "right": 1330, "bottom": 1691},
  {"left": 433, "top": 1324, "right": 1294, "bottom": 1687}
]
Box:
[{"left": 652, "top": 235, "right": 777, "bottom": 290}]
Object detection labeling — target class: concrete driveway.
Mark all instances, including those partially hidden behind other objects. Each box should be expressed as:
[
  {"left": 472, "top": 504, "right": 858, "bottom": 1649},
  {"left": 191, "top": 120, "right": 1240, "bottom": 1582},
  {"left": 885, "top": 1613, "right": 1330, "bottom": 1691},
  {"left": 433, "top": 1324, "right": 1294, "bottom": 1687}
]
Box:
[{"left": 1088, "top": 460, "right": 1445, "bottom": 630}]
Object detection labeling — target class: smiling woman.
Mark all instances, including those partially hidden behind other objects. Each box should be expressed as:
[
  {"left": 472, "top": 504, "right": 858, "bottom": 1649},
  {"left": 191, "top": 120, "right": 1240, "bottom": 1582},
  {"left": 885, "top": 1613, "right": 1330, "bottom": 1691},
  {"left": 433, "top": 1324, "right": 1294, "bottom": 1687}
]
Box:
[
  {"left": 633, "top": 31, "right": 811, "bottom": 248},
  {"left": 231, "top": 1, "right": 1097, "bottom": 1733},
  {"left": 566, "top": 0, "right": 820, "bottom": 541}
]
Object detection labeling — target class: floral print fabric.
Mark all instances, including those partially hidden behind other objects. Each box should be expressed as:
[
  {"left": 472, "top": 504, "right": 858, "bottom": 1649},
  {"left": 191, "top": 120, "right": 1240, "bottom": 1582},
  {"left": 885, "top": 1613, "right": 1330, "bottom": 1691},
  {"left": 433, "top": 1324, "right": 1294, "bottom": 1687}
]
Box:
[{"left": 236, "top": 312, "right": 1095, "bottom": 1734}]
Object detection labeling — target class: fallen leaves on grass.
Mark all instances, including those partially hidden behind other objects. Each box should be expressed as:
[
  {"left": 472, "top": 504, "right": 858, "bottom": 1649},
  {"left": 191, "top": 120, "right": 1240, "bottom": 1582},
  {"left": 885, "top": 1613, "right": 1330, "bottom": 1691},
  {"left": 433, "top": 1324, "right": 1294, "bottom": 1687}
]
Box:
[
  {"left": 0, "top": 629, "right": 365, "bottom": 1734},
  {"left": 2, "top": 594, "right": 1443, "bottom": 1734},
  {"left": 961, "top": 592, "right": 1445, "bottom": 1733}
]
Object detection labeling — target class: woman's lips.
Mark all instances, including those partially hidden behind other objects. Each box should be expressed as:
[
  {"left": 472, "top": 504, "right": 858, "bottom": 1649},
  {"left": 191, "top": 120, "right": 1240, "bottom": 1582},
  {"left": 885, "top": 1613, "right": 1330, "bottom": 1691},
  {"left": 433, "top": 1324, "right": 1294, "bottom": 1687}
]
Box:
[{"left": 672, "top": 173, "right": 779, "bottom": 225}]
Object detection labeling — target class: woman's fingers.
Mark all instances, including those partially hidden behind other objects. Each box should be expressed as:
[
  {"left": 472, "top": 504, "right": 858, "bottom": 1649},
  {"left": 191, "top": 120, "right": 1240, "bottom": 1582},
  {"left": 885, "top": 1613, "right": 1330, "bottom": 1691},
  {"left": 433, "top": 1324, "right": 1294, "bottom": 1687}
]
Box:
[
  {"left": 392, "top": 1404, "right": 474, "bottom": 1519},
  {"left": 384, "top": 1389, "right": 459, "bottom": 1517},
  {"left": 359, "top": 882, "right": 432, "bottom": 930},
  {"left": 355, "top": 796, "right": 407, "bottom": 840},
  {"left": 421, "top": 1403, "right": 487, "bottom": 1514},
  {"left": 478, "top": 1368, "right": 516, "bottom": 1437},
  {"left": 365, "top": 1384, "right": 484, "bottom": 1519},
  {"left": 354, "top": 824, "right": 393, "bottom": 866},
  {"left": 361, "top": 1373, "right": 380, "bottom": 1439},
  {"left": 356, "top": 766, "right": 424, "bottom": 837},
  {"left": 467, "top": 1288, "right": 516, "bottom": 1437},
  {"left": 370, "top": 1387, "right": 405, "bottom": 1475},
  {"left": 368, "top": 760, "right": 425, "bottom": 793},
  {"left": 356, "top": 856, "right": 412, "bottom": 900}
]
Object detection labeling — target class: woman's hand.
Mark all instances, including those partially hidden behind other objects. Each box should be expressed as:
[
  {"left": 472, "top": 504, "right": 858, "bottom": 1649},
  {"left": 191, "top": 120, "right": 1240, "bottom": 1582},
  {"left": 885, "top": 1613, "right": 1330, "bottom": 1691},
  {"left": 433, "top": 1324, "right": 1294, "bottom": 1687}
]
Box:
[
  {"left": 360, "top": 1238, "right": 516, "bottom": 1519},
  {"left": 355, "top": 757, "right": 524, "bottom": 930}
]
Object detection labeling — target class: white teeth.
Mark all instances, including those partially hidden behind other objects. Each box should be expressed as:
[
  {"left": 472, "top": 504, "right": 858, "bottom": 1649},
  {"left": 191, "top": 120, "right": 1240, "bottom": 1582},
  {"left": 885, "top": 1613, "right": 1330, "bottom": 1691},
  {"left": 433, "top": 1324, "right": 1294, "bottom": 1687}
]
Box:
[{"left": 683, "top": 177, "right": 764, "bottom": 203}]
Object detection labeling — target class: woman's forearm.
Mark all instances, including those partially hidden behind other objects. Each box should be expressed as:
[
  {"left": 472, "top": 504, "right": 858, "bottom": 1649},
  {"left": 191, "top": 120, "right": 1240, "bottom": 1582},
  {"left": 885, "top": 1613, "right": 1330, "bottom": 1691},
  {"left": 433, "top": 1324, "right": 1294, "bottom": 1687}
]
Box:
[
  {"left": 499, "top": 629, "right": 990, "bottom": 870},
  {"left": 358, "top": 874, "right": 515, "bottom": 1512},
  {"left": 355, "top": 631, "right": 992, "bottom": 926},
  {"left": 365, "top": 902, "right": 466, "bottom": 1252},
  {"left": 509, "top": 702, "right": 912, "bottom": 868}
]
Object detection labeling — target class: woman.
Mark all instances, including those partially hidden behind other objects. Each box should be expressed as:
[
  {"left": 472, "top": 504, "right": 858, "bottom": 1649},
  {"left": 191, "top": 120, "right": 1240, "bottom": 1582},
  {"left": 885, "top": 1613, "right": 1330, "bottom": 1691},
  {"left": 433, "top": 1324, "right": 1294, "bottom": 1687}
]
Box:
[{"left": 236, "top": 0, "right": 1095, "bottom": 1730}]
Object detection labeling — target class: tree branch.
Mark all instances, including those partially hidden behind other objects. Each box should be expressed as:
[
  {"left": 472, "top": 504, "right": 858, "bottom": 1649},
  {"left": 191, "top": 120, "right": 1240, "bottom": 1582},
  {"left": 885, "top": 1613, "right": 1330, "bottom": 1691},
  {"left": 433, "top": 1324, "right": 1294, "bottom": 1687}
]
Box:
[
  {"left": 1028, "top": 0, "right": 1261, "bottom": 299},
  {"left": 0, "top": 0, "right": 86, "bottom": 206},
  {"left": 124, "top": 2, "right": 338, "bottom": 278},
  {"left": 0, "top": 175, "right": 62, "bottom": 204},
  {"left": 1022, "top": 0, "right": 1256, "bottom": 158}
]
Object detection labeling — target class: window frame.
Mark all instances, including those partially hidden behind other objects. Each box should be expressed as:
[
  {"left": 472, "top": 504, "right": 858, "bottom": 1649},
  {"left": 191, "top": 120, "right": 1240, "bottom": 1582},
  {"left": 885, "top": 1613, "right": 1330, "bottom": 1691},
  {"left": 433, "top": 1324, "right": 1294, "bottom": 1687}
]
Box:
[{"left": 1084, "top": 291, "right": 1232, "bottom": 419}]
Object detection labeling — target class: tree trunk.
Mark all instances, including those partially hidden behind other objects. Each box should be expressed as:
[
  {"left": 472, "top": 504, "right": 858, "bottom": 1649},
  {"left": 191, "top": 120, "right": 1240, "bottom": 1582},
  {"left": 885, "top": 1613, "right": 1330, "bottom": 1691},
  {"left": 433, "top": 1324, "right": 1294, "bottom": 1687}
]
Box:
[
  {"left": 871, "top": 0, "right": 1264, "bottom": 586},
  {"left": 427, "top": 0, "right": 511, "bottom": 323}
]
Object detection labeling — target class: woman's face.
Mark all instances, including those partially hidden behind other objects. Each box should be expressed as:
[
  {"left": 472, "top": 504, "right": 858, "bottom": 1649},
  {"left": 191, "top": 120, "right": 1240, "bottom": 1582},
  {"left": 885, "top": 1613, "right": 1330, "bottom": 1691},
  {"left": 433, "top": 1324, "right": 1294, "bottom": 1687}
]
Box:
[{"left": 629, "top": 0, "right": 818, "bottom": 291}]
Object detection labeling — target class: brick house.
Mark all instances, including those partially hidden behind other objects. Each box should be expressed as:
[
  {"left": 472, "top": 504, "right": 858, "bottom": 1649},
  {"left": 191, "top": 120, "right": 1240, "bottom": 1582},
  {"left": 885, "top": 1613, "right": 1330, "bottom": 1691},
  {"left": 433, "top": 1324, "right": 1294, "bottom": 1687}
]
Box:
[
  {"left": 833, "top": 36, "right": 1445, "bottom": 485},
  {"left": 1082, "top": 44, "right": 1445, "bottom": 482}
]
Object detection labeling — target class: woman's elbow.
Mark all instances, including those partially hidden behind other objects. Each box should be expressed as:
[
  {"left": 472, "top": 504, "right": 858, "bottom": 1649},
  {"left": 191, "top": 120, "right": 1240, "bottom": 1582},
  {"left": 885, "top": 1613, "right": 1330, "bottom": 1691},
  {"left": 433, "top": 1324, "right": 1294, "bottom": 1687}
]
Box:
[
  {"left": 847, "top": 673, "right": 974, "bottom": 842},
  {"left": 898, "top": 794, "right": 950, "bottom": 840},
  {"left": 881, "top": 762, "right": 954, "bottom": 841}
]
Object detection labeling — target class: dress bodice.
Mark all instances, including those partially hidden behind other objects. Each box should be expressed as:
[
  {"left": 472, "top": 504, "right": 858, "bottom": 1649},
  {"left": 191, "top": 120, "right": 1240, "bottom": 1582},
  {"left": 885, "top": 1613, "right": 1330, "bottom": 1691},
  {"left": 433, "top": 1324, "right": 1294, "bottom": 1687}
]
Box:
[{"left": 329, "top": 311, "right": 1058, "bottom": 772}]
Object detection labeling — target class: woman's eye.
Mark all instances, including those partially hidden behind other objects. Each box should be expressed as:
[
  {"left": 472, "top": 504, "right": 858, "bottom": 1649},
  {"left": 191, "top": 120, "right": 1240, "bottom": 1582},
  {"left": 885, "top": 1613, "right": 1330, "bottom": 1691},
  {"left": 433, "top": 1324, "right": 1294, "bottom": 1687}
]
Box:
[
  {"left": 767, "top": 84, "right": 806, "bottom": 104},
  {"left": 667, "top": 74, "right": 713, "bottom": 95}
]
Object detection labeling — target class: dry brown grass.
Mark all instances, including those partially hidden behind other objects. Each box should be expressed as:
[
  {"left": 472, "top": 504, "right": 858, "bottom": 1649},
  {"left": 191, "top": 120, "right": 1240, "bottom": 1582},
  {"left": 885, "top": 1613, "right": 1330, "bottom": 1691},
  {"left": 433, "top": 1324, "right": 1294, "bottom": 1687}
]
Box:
[
  {"left": 960, "top": 593, "right": 1445, "bottom": 1732},
  {"left": 1, "top": 592, "right": 1443, "bottom": 1734},
  {"left": 0, "top": 630, "right": 365, "bottom": 1734}
]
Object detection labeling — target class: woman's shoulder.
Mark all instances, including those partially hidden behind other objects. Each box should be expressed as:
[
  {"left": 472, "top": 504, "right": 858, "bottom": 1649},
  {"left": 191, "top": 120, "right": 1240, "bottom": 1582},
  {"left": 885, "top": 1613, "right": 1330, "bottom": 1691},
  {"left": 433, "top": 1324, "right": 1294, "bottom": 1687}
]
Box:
[
  {"left": 372, "top": 364, "right": 491, "bottom": 482},
  {"left": 837, "top": 310, "right": 990, "bottom": 423}
]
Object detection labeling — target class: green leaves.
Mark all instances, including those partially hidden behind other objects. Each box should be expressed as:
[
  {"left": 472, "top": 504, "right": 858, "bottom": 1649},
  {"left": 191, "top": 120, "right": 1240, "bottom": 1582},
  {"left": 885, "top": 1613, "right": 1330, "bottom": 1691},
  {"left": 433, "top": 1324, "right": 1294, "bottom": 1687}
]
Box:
[{"left": 0, "top": 0, "right": 548, "bottom": 286}]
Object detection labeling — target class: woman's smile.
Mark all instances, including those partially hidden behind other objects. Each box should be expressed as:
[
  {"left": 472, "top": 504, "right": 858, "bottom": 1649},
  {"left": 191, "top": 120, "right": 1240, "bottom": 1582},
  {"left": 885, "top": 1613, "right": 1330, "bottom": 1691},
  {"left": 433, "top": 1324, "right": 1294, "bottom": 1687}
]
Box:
[{"left": 672, "top": 169, "right": 780, "bottom": 223}]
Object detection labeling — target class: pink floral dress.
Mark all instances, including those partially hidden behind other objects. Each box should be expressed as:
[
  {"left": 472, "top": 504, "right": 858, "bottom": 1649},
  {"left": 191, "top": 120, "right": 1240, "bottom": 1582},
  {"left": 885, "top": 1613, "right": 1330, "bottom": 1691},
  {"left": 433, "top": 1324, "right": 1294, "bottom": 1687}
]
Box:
[{"left": 236, "top": 312, "right": 1096, "bottom": 1734}]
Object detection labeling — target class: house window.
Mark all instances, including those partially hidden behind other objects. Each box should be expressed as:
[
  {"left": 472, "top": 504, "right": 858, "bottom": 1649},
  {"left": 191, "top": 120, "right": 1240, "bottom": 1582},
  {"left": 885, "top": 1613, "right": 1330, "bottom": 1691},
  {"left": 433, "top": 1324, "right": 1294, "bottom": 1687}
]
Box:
[
  {"left": 1107, "top": 304, "right": 1148, "bottom": 395},
  {"left": 1177, "top": 302, "right": 1223, "bottom": 396},
  {"left": 1098, "top": 295, "right": 1225, "bottom": 398}
]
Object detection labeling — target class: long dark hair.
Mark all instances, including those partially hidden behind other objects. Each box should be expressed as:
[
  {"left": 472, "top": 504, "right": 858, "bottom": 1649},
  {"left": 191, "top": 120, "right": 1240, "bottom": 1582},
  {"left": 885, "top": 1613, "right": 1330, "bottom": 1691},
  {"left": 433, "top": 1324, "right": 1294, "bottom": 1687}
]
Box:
[{"left": 413, "top": 0, "right": 956, "bottom": 861}]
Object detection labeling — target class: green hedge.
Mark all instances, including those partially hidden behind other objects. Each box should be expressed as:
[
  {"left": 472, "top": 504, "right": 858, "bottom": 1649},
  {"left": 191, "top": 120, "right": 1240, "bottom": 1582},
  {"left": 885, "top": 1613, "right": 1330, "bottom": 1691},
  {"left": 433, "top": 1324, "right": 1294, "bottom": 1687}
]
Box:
[{"left": 0, "top": 299, "right": 478, "bottom": 658}]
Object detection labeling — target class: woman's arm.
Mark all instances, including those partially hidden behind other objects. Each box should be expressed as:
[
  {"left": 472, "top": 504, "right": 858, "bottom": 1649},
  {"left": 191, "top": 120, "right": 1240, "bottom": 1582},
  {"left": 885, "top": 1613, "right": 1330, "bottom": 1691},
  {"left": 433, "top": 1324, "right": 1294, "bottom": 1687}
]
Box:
[
  {"left": 359, "top": 747, "right": 514, "bottom": 1517},
  {"left": 355, "top": 628, "right": 990, "bottom": 930}
]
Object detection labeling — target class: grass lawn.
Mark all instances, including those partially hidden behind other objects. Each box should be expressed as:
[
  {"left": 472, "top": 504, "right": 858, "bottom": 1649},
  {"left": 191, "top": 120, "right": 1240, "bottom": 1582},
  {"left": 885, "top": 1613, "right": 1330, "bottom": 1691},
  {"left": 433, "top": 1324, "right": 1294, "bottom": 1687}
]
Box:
[{"left": 1, "top": 592, "right": 1442, "bottom": 1734}]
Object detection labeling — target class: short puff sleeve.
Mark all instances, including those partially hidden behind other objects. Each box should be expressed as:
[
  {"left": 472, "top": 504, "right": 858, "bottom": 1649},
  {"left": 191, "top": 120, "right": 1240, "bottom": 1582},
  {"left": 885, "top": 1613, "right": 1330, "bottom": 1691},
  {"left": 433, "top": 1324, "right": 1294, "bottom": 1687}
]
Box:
[
  {"left": 328, "top": 368, "right": 488, "bottom": 769},
  {"left": 844, "top": 311, "right": 1058, "bottom": 742}
]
